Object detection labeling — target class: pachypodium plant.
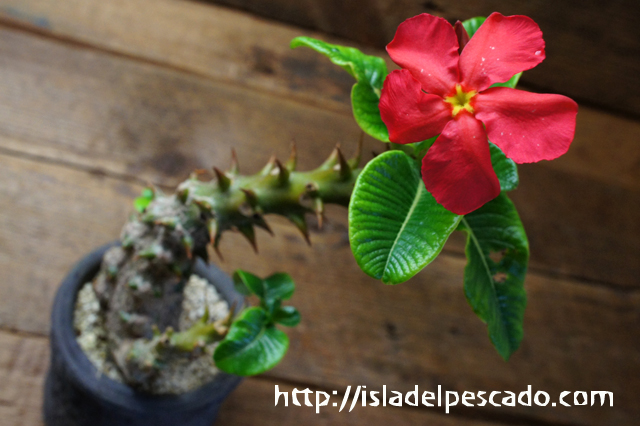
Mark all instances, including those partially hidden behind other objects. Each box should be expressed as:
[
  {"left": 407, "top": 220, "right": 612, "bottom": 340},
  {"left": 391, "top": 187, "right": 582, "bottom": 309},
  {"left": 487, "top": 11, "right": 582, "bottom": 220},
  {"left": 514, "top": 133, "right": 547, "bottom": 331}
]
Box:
[
  {"left": 93, "top": 11, "right": 576, "bottom": 392},
  {"left": 292, "top": 12, "right": 577, "bottom": 359},
  {"left": 94, "top": 144, "right": 362, "bottom": 389}
]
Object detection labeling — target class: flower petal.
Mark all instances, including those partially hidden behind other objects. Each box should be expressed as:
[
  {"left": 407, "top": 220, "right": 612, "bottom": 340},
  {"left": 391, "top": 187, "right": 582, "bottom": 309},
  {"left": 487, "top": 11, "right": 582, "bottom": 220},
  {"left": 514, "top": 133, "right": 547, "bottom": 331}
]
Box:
[
  {"left": 474, "top": 87, "right": 578, "bottom": 163},
  {"left": 459, "top": 13, "right": 545, "bottom": 92},
  {"left": 386, "top": 13, "right": 460, "bottom": 97},
  {"left": 422, "top": 112, "right": 500, "bottom": 215},
  {"left": 380, "top": 69, "right": 452, "bottom": 143}
]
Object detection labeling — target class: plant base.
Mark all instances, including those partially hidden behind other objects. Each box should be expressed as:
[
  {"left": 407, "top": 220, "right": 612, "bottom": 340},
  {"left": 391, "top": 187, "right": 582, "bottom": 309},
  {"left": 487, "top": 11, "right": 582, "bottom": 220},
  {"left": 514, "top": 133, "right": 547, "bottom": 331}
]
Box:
[{"left": 43, "top": 243, "right": 244, "bottom": 426}]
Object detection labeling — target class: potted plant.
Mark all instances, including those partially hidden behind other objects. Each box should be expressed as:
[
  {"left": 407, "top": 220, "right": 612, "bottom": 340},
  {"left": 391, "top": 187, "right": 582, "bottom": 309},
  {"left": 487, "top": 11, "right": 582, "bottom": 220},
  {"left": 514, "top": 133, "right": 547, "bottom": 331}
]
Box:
[{"left": 44, "top": 11, "right": 577, "bottom": 425}]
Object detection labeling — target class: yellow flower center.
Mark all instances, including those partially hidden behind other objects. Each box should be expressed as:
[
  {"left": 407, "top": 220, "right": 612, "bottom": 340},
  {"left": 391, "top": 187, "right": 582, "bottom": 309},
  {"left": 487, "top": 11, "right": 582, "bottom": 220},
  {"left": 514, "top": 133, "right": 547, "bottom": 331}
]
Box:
[{"left": 444, "top": 85, "right": 477, "bottom": 117}]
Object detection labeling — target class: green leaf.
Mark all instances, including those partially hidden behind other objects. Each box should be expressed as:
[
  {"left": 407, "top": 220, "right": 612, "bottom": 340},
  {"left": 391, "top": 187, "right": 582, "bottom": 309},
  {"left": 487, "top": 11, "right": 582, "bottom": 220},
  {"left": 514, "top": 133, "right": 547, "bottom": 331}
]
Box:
[
  {"left": 393, "top": 136, "right": 438, "bottom": 161},
  {"left": 462, "top": 17, "right": 486, "bottom": 38},
  {"left": 349, "top": 151, "right": 461, "bottom": 284},
  {"left": 214, "top": 307, "right": 289, "bottom": 376},
  {"left": 264, "top": 273, "right": 295, "bottom": 301},
  {"left": 232, "top": 270, "right": 262, "bottom": 296},
  {"left": 290, "top": 36, "right": 387, "bottom": 89},
  {"left": 462, "top": 17, "right": 522, "bottom": 89},
  {"left": 489, "top": 142, "right": 519, "bottom": 191},
  {"left": 291, "top": 36, "right": 389, "bottom": 142},
  {"left": 262, "top": 273, "right": 295, "bottom": 313},
  {"left": 272, "top": 306, "right": 301, "bottom": 327},
  {"left": 233, "top": 271, "right": 296, "bottom": 310},
  {"left": 351, "top": 81, "right": 389, "bottom": 141},
  {"left": 134, "top": 188, "right": 154, "bottom": 213},
  {"left": 491, "top": 72, "right": 522, "bottom": 89},
  {"left": 459, "top": 193, "right": 529, "bottom": 360}
]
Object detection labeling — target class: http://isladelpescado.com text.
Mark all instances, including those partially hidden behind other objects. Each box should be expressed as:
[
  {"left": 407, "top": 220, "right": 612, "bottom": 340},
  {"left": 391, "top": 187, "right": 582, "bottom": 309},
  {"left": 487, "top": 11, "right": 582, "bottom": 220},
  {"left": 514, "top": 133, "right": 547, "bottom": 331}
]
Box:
[{"left": 274, "top": 385, "right": 613, "bottom": 413}]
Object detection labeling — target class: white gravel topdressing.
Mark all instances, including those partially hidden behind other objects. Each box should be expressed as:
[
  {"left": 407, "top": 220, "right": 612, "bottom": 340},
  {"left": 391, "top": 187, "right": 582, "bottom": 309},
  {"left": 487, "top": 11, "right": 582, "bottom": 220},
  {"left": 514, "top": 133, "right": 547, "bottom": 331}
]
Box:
[{"left": 74, "top": 274, "right": 230, "bottom": 394}]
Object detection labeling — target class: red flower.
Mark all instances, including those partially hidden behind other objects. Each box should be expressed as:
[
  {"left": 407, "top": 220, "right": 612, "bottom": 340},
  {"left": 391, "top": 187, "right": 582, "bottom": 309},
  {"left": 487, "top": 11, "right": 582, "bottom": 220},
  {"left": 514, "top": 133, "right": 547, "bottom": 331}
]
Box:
[{"left": 379, "top": 13, "right": 578, "bottom": 215}]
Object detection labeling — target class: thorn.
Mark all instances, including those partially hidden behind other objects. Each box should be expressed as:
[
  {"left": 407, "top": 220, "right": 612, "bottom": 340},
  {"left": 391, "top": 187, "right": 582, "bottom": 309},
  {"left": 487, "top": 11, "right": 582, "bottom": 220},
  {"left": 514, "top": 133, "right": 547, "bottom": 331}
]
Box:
[
  {"left": 193, "top": 198, "right": 212, "bottom": 211},
  {"left": 285, "top": 140, "right": 297, "bottom": 171},
  {"left": 182, "top": 234, "right": 194, "bottom": 259},
  {"left": 348, "top": 132, "right": 364, "bottom": 169},
  {"left": 154, "top": 217, "right": 178, "bottom": 229},
  {"left": 228, "top": 149, "right": 239, "bottom": 175},
  {"left": 314, "top": 198, "right": 324, "bottom": 229},
  {"left": 334, "top": 147, "right": 351, "bottom": 180},
  {"left": 213, "top": 167, "right": 231, "bottom": 192},
  {"left": 213, "top": 243, "right": 224, "bottom": 261},
  {"left": 207, "top": 219, "right": 217, "bottom": 241},
  {"left": 240, "top": 188, "right": 259, "bottom": 208},
  {"left": 253, "top": 214, "right": 274, "bottom": 236},
  {"left": 208, "top": 220, "right": 224, "bottom": 261},
  {"left": 288, "top": 214, "right": 311, "bottom": 245},
  {"left": 238, "top": 224, "right": 258, "bottom": 253},
  {"left": 260, "top": 154, "right": 277, "bottom": 176},
  {"left": 137, "top": 244, "right": 161, "bottom": 260},
  {"left": 217, "top": 303, "right": 237, "bottom": 336},
  {"left": 320, "top": 143, "right": 341, "bottom": 170},
  {"left": 271, "top": 159, "right": 290, "bottom": 185},
  {"left": 177, "top": 188, "right": 189, "bottom": 204}
]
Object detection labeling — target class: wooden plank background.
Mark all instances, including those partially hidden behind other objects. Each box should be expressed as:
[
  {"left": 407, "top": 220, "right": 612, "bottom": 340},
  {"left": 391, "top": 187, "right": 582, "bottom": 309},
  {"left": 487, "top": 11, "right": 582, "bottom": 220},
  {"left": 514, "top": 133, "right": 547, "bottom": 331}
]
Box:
[
  {"left": 202, "top": 0, "right": 640, "bottom": 119},
  {"left": 0, "top": 1, "right": 637, "bottom": 425}
]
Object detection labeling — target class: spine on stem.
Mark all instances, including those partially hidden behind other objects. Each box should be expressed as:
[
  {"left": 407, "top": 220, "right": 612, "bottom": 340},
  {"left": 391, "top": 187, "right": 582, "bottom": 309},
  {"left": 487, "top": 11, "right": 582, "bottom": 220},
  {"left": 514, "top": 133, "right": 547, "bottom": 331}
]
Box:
[{"left": 91, "top": 141, "right": 362, "bottom": 389}]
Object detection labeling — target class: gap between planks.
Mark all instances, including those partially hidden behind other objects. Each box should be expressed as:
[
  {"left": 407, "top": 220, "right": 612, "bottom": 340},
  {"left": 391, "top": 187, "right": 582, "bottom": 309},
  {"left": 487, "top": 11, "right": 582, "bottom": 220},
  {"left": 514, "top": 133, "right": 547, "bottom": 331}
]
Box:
[
  {"left": 0, "top": 22, "right": 637, "bottom": 289},
  {"left": 0, "top": 151, "right": 637, "bottom": 426},
  {"left": 1, "top": 3, "right": 638, "bottom": 196},
  {"left": 0, "top": 16, "right": 356, "bottom": 120},
  {"left": 0, "top": 0, "right": 638, "bottom": 187},
  {"left": 0, "top": 135, "right": 637, "bottom": 295}
]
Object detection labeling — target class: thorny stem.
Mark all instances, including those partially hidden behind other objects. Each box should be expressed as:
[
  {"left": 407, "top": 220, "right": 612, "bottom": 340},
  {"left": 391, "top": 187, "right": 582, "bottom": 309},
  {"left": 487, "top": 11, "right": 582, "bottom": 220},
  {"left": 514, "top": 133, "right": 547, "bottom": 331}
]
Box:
[{"left": 91, "top": 141, "right": 362, "bottom": 391}]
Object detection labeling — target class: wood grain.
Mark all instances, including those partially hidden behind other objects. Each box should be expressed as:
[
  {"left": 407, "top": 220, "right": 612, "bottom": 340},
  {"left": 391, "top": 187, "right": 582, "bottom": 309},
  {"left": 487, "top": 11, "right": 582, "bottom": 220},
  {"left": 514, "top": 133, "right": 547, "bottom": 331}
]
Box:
[
  {"left": 1, "top": 0, "right": 640, "bottom": 190},
  {"left": 0, "top": 27, "right": 638, "bottom": 288},
  {"left": 0, "top": 152, "right": 637, "bottom": 425},
  {"left": 0, "top": 330, "right": 500, "bottom": 426},
  {"left": 219, "top": 221, "right": 640, "bottom": 426},
  {"left": 0, "top": 154, "right": 136, "bottom": 334},
  {"left": 0, "top": 3, "right": 637, "bottom": 426},
  {"left": 0, "top": 0, "right": 359, "bottom": 114},
  {"left": 0, "top": 332, "right": 48, "bottom": 426},
  {"left": 202, "top": 0, "right": 640, "bottom": 117}
]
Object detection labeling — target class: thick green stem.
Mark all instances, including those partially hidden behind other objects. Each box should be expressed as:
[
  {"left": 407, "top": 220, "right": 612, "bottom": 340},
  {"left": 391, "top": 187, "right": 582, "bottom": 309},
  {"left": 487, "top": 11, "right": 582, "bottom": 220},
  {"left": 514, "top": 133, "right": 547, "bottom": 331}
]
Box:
[
  {"left": 92, "top": 142, "right": 361, "bottom": 391},
  {"left": 178, "top": 143, "right": 361, "bottom": 249}
]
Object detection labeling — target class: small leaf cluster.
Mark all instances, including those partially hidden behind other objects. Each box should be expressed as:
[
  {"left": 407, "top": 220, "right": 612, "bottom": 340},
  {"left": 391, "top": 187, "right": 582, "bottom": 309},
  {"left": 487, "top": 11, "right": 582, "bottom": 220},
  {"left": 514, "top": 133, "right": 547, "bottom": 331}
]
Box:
[
  {"left": 133, "top": 188, "right": 155, "bottom": 213},
  {"left": 294, "top": 17, "right": 529, "bottom": 360},
  {"left": 213, "top": 271, "right": 300, "bottom": 376}
]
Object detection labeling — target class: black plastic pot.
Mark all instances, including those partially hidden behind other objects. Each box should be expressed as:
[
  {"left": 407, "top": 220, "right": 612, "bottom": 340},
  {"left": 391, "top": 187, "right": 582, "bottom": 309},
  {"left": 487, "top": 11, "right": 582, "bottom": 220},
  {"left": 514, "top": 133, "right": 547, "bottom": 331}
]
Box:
[{"left": 44, "top": 243, "right": 244, "bottom": 426}]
